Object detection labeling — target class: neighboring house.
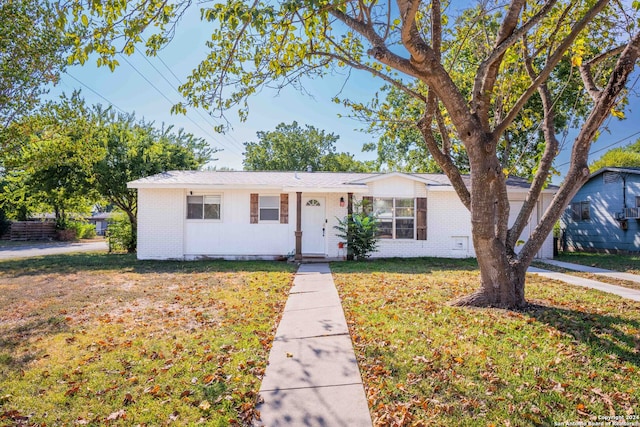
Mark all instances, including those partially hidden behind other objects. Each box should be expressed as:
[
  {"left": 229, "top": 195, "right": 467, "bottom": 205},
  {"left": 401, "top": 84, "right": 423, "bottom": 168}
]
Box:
[
  {"left": 87, "top": 212, "right": 113, "bottom": 236},
  {"left": 127, "top": 171, "right": 556, "bottom": 261},
  {"left": 561, "top": 167, "right": 640, "bottom": 253}
]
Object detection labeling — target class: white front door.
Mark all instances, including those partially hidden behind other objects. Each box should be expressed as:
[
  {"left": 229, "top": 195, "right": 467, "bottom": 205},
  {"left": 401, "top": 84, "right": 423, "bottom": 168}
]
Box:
[{"left": 302, "top": 197, "right": 326, "bottom": 255}]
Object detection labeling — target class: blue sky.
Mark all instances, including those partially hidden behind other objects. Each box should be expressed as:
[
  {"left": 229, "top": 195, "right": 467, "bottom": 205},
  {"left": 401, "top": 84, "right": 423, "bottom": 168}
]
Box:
[{"left": 48, "top": 5, "right": 640, "bottom": 178}]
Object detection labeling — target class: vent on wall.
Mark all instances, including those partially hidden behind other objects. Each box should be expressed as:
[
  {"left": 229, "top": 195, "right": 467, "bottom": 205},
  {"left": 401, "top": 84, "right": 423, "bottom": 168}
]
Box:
[{"left": 603, "top": 172, "right": 620, "bottom": 184}]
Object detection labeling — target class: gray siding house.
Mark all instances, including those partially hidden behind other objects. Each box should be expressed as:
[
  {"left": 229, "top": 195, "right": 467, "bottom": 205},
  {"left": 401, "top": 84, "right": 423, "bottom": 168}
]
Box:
[{"left": 561, "top": 167, "right": 640, "bottom": 252}]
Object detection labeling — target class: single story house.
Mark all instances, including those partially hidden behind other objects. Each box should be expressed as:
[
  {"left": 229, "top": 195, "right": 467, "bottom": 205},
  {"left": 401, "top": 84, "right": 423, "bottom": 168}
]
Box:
[
  {"left": 87, "top": 212, "right": 113, "bottom": 236},
  {"left": 561, "top": 167, "right": 640, "bottom": 252},
  {"left": 127, "top": 171, "right": 556, "bottom": 261}
]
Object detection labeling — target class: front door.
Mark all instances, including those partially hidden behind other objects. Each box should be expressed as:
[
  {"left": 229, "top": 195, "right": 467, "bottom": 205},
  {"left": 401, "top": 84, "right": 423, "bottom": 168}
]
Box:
[{"left": 302, "top": 197, "right": 326, "bottom": 255}]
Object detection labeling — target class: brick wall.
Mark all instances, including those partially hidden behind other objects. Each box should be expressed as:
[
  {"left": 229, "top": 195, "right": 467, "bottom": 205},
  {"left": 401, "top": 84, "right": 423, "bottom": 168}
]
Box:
[{"left": 137, "top": 188, "right": 185, "bottom": 260}]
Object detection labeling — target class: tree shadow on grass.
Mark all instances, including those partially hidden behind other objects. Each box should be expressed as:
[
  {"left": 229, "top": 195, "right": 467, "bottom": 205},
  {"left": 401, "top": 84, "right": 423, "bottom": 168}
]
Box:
[
  {"left": 0, "top": 315, "right": 70, "bottom": 371},
  {"left": 0, "top": 252, "right": 297, "bottom": 277},
  {"left": 523, "top": 303, "right": 640, "bottom": 368}
]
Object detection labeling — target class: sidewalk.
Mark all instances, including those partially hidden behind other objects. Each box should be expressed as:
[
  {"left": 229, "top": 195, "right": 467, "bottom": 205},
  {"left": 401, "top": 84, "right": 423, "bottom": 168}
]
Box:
[
  {"left": 528, "top": 265, "right": 640, "bottom": 302},
  {"left": 0, "top": 240, "right": 108, "bottom": 260},
  {"left": 538, "top": 258, "right": 640, "bottom": 284},
  {"left": 254, "top": 263, "right": 372, "bottom": 427}
]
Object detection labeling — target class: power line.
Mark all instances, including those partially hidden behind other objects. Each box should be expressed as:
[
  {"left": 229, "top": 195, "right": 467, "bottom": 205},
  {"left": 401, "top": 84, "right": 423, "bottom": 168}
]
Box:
[
  {"left": 118, "top": 54, "right": 244, "bottom": 156},
  {"left": 136, "top": 42, "right": 245, "bottom": 151},
  {"left": 556, "top": 129, "right": 640, "bottom": 168},
  {"left": 65, "top": 72, "right": 126, "bottom": 113},
  {"left": 133, "top": 50, "right": 245, "bottom": 152}
]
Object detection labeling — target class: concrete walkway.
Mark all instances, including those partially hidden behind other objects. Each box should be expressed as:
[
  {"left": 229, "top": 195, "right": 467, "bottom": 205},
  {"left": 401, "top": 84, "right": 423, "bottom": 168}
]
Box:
[
  {"left": 538, "top": 258, "right": 640, "bottom": 284},
  {"left": 0, "top": 240, "right": 108, "bottom": 260},
  {"left": 255, "top": 263, "right": 372, "bottom": 427},
  {"left": 528, "top": 266, "right": 640, "bottom": 302}
]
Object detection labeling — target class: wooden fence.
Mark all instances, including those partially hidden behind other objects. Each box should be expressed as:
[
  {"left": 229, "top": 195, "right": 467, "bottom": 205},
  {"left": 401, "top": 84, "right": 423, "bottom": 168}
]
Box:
[{"left": 7, "top": 221, "right": 57, "bottom": 241}]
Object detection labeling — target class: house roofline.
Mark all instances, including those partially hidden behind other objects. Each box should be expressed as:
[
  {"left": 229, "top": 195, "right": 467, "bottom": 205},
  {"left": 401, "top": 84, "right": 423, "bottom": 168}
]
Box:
[
  {"left": 589, "top": 167, "right": 640, "bottom": 179},
  {"left": 347, "top": 171, "right": 442, "bottom": 185}
]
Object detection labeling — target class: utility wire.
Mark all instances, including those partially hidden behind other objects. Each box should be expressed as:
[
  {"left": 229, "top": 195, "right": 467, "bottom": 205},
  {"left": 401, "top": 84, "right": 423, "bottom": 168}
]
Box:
[
  {"left": 137, "top": 39, "right": 245, "bottom": 150},
  {"left": 118, "top": 53, "right": 243, "bottom": 157},
  {"left": 556, "top": 129, "right": 640, "bottom": 168},
  {"left": 65, "top": 72, "right": 126, "bottom": 113},
  {"left": 134, "top": 50, "right": 245, "bottom": 152}
]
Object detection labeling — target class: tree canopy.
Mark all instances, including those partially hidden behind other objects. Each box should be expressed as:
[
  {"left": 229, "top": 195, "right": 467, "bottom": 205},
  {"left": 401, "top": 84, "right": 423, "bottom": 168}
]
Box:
[
  {"left": 590, "top": 139, "right": 640, "bottom": 171},
  {"left": 0, "top": 0, "right": 68, "bottom": 130},
  {"left": 243, "top": 121, "right": 373, "bottom": 171},
  {"left": 59, "top": 0, "right": 640, "bottom": 308},
  {"left": 94, "top": 110, "right": 215, "bottom": 251},
  {"left": 1, "top": 92, "right": 101, "bottom": 226},
  {"left": 0, "top": 93, "right": 216, "bottom": 250}
]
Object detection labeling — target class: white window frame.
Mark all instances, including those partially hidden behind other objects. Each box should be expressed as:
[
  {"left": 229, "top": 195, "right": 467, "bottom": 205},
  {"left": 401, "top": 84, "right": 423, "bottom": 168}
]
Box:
[
  {"left": 259, "top": 195, "right": 280, "bottom": 222},
  {"left": 186, "top": 194, "right": 222, "bottom": 220},
  {"left": 374, "top": 197, "right": 415, "bottom": 240}
]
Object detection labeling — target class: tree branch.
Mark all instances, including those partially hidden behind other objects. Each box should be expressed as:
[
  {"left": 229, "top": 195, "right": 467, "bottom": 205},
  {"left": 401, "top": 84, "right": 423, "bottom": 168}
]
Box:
[
  {"left": 312, "top": 49, "right": 426, "bottom": 102},
  {"left": 580, "top": 45, "right": 627, "bottom": 101},
  {"left": 518, "top": 30, "right": 640, "bottom": 265},
  {"left": 419, "top": 92, "right": 471, "bottom": 210},
  {"left": 329, "top": 8, "right": 421, "bottom": 79},
  {"left": 472, "top": 0, "right": 558, "bottom": 125},
  {"left": 397, "top": 0, "right": 428, "bottom": 63},
  {"left": 493, "top": 0, "right": 609, "bottom": 138}
]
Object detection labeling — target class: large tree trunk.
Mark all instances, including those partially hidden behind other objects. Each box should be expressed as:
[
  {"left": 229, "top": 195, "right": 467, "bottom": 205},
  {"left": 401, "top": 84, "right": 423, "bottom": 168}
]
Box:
[
  {"left": 450, "top": 132, "right": 530, "bottom": 309},
  {"left": 452, "top": 236, "right": 527, "bottom": 308}
]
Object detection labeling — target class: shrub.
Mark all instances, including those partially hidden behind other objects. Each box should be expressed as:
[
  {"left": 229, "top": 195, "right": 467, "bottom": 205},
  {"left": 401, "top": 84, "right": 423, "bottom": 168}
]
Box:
[
  {"left": 65, "top": 220, "right": 96, "bottom": 239},
  {"left": 334, "top": 202, "right": 379, "bottom": 260},
  {"left": 107, "top": 212, "right": 133, "bottom": 253}
]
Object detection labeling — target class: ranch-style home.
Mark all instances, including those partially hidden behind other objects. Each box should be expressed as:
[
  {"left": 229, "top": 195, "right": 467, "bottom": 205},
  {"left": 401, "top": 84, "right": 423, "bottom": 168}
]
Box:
[{"left": 127, "top": 171, "right": 556, "bottom": 261}]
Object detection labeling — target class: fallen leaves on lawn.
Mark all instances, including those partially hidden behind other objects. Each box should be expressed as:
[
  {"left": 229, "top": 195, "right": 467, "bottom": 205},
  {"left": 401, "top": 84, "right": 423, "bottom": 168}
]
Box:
[
  {"left": 332, "top": 259, "right": 640, "bottom": 425},
  {"left": 0, "top": 258, "right": 295, "bottom": 425}
]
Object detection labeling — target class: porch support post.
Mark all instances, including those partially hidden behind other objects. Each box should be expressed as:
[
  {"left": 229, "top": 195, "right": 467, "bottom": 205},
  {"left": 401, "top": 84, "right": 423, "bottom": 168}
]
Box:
[
  {"left": 295, "top": 192, "right": 302, "bottom": 261},
  {"left": 347, "top": 192, "right": 354, "bottom": 261}
]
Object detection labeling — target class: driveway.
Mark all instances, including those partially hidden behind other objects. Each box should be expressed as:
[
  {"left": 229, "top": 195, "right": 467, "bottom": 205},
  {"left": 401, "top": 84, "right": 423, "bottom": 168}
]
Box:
[{"left": 0, "top": 240, "right": 109, "bottom": 260}]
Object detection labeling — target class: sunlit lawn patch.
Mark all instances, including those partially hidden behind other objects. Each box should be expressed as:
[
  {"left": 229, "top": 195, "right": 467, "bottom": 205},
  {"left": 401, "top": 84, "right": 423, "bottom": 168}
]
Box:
[
  {"left": 0, "top": 253, "right": 295, "bottom": 425},
  {"left": 332, "top": 258, "right": 640, "bottom": 426}
]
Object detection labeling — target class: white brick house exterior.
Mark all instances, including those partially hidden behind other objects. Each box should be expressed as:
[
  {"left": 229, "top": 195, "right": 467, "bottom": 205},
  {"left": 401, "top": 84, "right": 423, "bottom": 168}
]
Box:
[{"left": 128, "top": 171, "right": 555, "bottom": 260}]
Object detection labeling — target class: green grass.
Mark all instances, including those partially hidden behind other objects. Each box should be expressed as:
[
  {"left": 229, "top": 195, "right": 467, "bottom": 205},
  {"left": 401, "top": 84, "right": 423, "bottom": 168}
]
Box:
[
  {"left": 3, "top": 254, "right": 638, "bottom": 425},
  {"left": 556, "top": 252, "right": 640, "bottom": 275},
  {"left": 0, "top": 253, "right": 295, "bottom": 426},
  {"left": 331, "top": 258, "right": 640, "bottom": 426}
]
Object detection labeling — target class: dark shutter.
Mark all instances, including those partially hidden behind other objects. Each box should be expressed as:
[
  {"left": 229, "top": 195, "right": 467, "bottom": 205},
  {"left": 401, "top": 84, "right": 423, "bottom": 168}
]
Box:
[
  {"left": 416, "top": 197, "right": 427, "bottom": 240},
  {"left": 250, "top": 193, "right": 259, "bottom": 224},
  {"left": 362, "top": 196, "right": 373, "bottom": 215},
  {"left": 280, "top": 194, "right": 289, "bottom": 224}
]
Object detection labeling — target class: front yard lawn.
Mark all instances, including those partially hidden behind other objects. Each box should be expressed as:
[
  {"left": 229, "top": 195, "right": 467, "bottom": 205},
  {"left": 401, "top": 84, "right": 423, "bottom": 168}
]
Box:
[
  {"left": 0, "top": 253, "right": 295, "bottom": 426},
  {"left": 332, "top": 258, "right": 640, "bottom": 426}
]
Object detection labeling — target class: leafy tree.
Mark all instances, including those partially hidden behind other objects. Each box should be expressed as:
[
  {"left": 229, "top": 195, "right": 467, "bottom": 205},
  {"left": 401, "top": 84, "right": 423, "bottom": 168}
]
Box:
[
  {"left": 94, "top": 111, "right": 216, "bottom": 252},
  {"left": 1, "top": 94, "right": 216, "bottom": 250},
  {"left": 243, "top": 121, "right": 373, "bottom": 171},
  {"left": 0, "top": 0, "right": 68, "bottom": 130},
  {"left": 590, "top": 139, "right": 640, "bottom": 171},
  {"left": 63, "top": 0, "right": 640, "bottom": 308},
  {"left": 0, "top": 92, "right": 102, "bottom": 228}
]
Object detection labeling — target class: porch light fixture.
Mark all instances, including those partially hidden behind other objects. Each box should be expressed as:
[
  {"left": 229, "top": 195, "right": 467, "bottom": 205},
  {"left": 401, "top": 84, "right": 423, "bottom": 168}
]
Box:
[{"left": 340, "top": 197, "right": 345, "bottom": 207}]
